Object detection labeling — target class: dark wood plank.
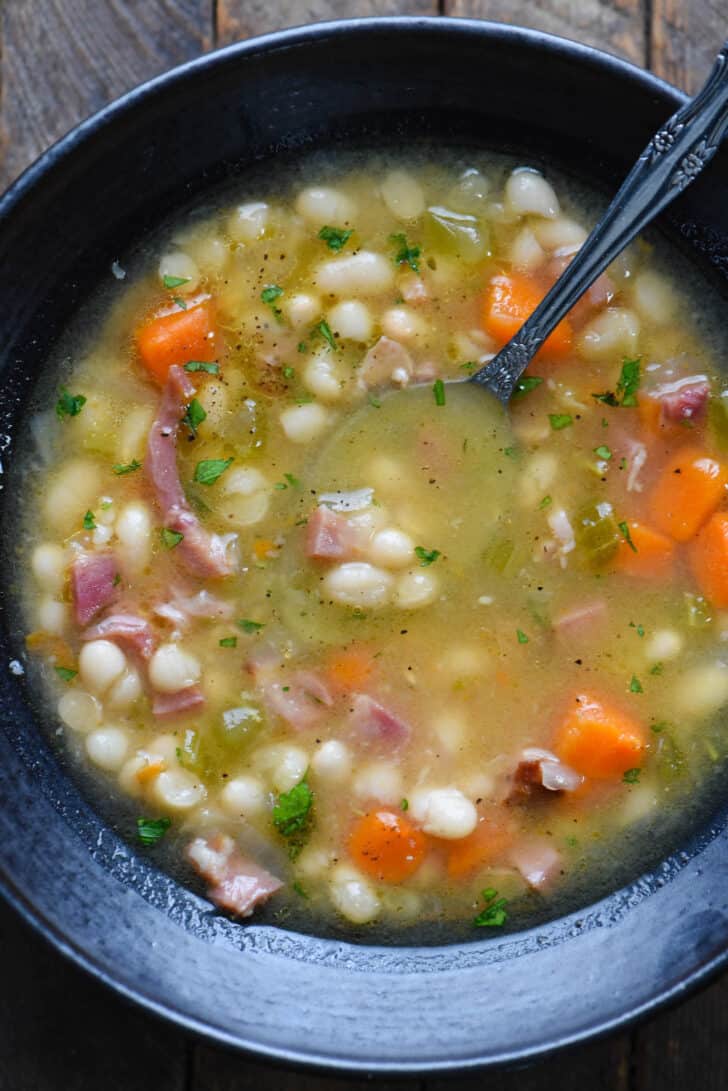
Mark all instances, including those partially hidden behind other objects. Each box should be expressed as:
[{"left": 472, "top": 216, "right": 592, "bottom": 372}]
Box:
[
  {"left": 444, "top": 0, "right": 646, "bottom": 65},
  {"left": 216, "top": 0, "right": 439, "bottom": 46},
  {"left": 650, "top": 0, "right": 724, "bottom": 93},
  {"left": 193, "top": 1047, "right": 421, "bottom": 1090},
  {"left": 0, "top": 0, "right": 212, "bottom": 192},
  {"left": 0, "top": 898, "right": 187, "bottom": 1091}
]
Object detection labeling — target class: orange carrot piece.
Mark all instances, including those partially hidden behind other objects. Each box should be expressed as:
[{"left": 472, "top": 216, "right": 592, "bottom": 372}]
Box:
[
  {"left": 446, "top": 819, "right": 512, "bottom": 879},
  {"left": 25, "top": 630, "right": 75, "bottom": 668},
  {"left": 614, "top": 521, "right": 675, "bottom": 581},
  {"left": 136, "top": 299, "right": 217, "bottom": 384},
  {"left": 482, "top": 274, "right": 572, "bottom": 359},
  {"left": 690, "top": 512, "right": 728, "bottom": 608},
  {"left": 348, "top": 810, "right": 426, "bottom": 884},
  {"left": 136, "top": 759, "right": 166, "bottom": 785},
  {"left": 648, "top": 446, "right": 727, "bottom": 542},
  {"left": 326, "top": 646, "right": 375, "bottom": 691},
  {"left": 253, "top": 538, "right": 277, "bottom": 561},
  {"left": 554, "top": 694, "right": 646, "bottom": 780}
]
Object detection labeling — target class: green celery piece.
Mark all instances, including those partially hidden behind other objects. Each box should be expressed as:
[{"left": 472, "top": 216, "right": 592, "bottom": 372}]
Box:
[{"left": 575, "top": 500, "right": 620, "bottom": 568}]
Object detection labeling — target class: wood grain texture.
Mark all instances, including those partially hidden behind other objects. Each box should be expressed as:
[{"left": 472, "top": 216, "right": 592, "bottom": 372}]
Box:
[
  {"left": 216, "top": 0, "right": 438, "bottom": 45},
  {"left": 650, "top": 0, "right": 725, "bottom": 93},
  {"left": 444, "top": 0, "right": 646, "bottom": 65},
  {"left": 428, "top": 1037, "right": 630, "bottom": 1091},
  {"left": 0, "top": 0, "right": 212, "bottom": 191}
]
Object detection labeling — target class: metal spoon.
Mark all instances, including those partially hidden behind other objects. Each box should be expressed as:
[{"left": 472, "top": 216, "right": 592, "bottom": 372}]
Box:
[{"left": 471, "top": 40, "right": 728, "bottom": 405}]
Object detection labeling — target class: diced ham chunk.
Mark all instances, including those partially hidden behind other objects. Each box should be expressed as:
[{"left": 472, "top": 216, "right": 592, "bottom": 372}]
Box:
[
  {"left": 152, "top": 685, "right": 205, "bottom": 719},
  {"left": 509, "top": 836, "right": 563, "bottom": 890},
  {"left": 508, "top": 748, "right": 583, "bottom": 802},
  {"left": 71, "top": 552, "right": 118, "bottom": 626},
  {"left": 263, "top": 671, "right": 334, "bottom": 730},
  {"left": 305, "top": 506, "right": 361, "bottom": 561},
  {"left": 553, "top": 599, "right": 607, "bottom": 640},
  {"left": 82, "top": 613, "right": 156, "bottom": 659},
  {"left": 154, "top": 587, "right": 234, "bottom": 628},
  {"left": 399, "top": 273, "right": 429, "bottom": 305},
  {"left": 187, "top": 834, "right": 282, "bottom": 918},
  {"left": 651, "top": 375, "right": 710, "bottom": 426},
  {"left": 349, "top": 693, "right": 411, "bottom": 749},
  {"left": 359, "top": 337, "right": 414, "bottom": 388},
  {"left": 147, "top": 365, "right": 236, "bottom": 578}
]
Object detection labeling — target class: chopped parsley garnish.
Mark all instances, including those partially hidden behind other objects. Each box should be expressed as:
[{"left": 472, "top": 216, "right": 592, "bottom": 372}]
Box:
[
  {"left": 173, "top": 297, "right": 187, "bottom": 310},
  {"left": 539, "top": 495, "right": 553, "bottom": 510},
  {"left": 623, "top": 768, "right": 641, "bottom": 784},
  {"left": 83, "top": 510, "right": 96, "bottom": 531},
  {"left": 514, "top": 376, "right": 544, "bottom": 398},
  {"left": 161, "top": 527, "right": 184, "bottom": 549},
  {"left": 55, "top": 387, "right": 87, "bottom": 420},
  {"left": 54, "top": 666, "right": 77, "bottom": 682},
  {"left": 193, "top": 457, "right": 233, "bottom": 486},
  {"left": 182, "top": 397, "right": 207, "bottom": 437},
  {"left": 389, "top": 232, "right": 421, "bottom": 272},
  {"left": 279, "top": 471, "right": 300, "bottom": 488},
  {"left": 162, "top": 274, "right": 190, "bottom": 289},
  {"left": 261, "top": 284, "right": 284, "bottom": 318},
  {"left": 219, "top": 636, "right": 237, "bottom": 648},
  {"left": 433, "top": 378, "right": 446, "bottom": 406},
  {"left": 297, "top": 341, "right": 307, "bottom": 353},
  {"left": 414, "top": 546, "right": 441, "bottom": 567},
  {"left": 594, "top": 445, "right": 612, "bottom": 460},
  {"left": 136, "top": 816, "right": 171, "bottom": 846},
  {"left": 282, "top": 366, "right": 296, "bottom": 380},
  {"left": 629, "top": 621, "right": 645, "bottom": 638},
  {"left": 184, "top": 360, "right": 219, "bottom": 375},
  {"left": 292, "top": 880, "right": 309, "bottom": 899},
  {"left": 592, "top": 357, "right": 641, "bottom": 408},
  {"left": 318, "top": 225, "right": 353, "bottom": 252},
  {"left": 368, "top": 393, "right": 382, "bottom": 408},
  {"left": 113, "top": 459, "right": 142, "bottom": 475},
  {"left": 549, "top": 413, "right": 573, "bottom": 431},
  {"left": 516, "top": 629, "right": 529, "bottom": 644},
  {"left": 460, "top": 361, "right": 477, "bottom": 373},
  {"left": 618, "top": 521, "right": 637, "bottom": 552},
  {"left": 237, "top": 619, "right": 264, "bottom": 634},
  {"left": 473, "top": 887, "right": 508, "bottom": 928},
  {"left": 619, "top": 457, "right": 627, "bottom": 470},
  {"left": 400, "top": 798, "right": 409, "bottom": 811},
  {"left": 315, "top": 319, "right": 337, "bottom": 351},
  {"left": 651, "top": 721, "right": 668, "bottom": 733},
  {"left": 504, "top": 446, "right": 518, "bottom": 459},
  {"left": 650, "top": 662, "right": 664, "bottom": 676},
  {"left": 273, "top": 780, "right": 314, "bottom": 842},
  {"left": 629, "top": 674, "right": 643, "bottom": 694}
]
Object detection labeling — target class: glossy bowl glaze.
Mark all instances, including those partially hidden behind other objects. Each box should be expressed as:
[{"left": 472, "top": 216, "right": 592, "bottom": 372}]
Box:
[{"left": 1, "top": 17, "right": 728, "bottom": 1075}]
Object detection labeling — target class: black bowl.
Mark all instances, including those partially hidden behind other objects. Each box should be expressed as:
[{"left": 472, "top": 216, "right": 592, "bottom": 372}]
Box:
[{"left": 2, "top": 16, "right": 728, "bottom": 1076}]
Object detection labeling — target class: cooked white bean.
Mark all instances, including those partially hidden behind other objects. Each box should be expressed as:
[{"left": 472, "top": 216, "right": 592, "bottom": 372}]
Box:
[
  {"left": 380, "top": 169, "right": 426, "bottom": 220},
  {"left": 505, "top": 168, "right": 559, "bottom": 218},
  {"left": 115, "top": 501, "right": 152, "bottom": 569},
  {"left": 79, "top": 640, "right": 127, "bottom": 695},
  {"left": 220, "top": 774, "right": 267, "bottom": 817},
  {"left": 118, "top": 753, "right": 151, "bottom": 797},
  {"left": 324, "top": 562, "right": 394, "bottom": 608},
  {"left": 32, "top": 543, "right": 66, "bottom": 593},
  {"left": 438, "top": 644, "right": 490, "bottom": 680},
  {"left": 447, "top": 167, "right": 489, "bottom": 213},
  {"left": 395, "top": 569, "right": 438, "bottom": 609},
  {"left": 227, "top": 201, "right": 269, "bottom": 242},
  {"left": 158, "top": 251, "right": 199, "bottom": 293},
  {"left": 189, "top": 234, "right": 229, "bottom": 276},
  {"left": 368, "top": 527, "right": 415, "bottom": 569},
  {"left": 532, "top": 217, "right": 587, "bottom": 253},
  {"left": 85, "top": 726, "right": 129, "bottom": 772},
  {"left": 116, "top": 406, "right": 154, "bottom": 464},
  {"left": 148, "top": 644, "right": 201, "bottom": 693},
  {"left": 518, "top": 452, "right": 558, "bottom": 508},
  {"left": 58, "top": 690, "right": 102, "bottom": 733},
  {"left": 296, "top": 846, "right": 334, "bottom": 880},
  {"left": 152, "top": 768, "right": 206, "bottom": 811},
  {"left": 632, "top": 270, "right": 675, "bottom": 324},
  {"left": 353, "top": 761, "right": 403, "bottom": 804},
  {"left": 37, "top": 597, "right": 68, "bottom": 635},
  {"left": 219, "top": 466, "right": 270, "bottom": 527},
  {"left": 311, "top": 739, "right": 352, "bottom": 782},
  {"left": 672, "top": 663, "right": 728, "bottom": 721},
  {"left": 303, "top": 352, "right": 344, "bottom": 402},
  {"left": 327, "top": 300, "right": 373, "bottom": 342},
  {"left": 579, "top": 307, "right": 640, "bottom": 360},
  {"left": 432, "top": 713, "right": 467, "bottom": 753},
  {"left": 510, "top": 226, "right": 546, "bottom": 272},
  {"left": 645, "top": 629, "right": 684, "bottom": 662},
  {"left": 106, "top": 666, "right": 143, "bottom": 712},
  {"left": 271, "top": 745, "right": 309, "bottom": 793},
  {"left": 43, "top": 459, "right": 102, "bottom": 536},
  {"left": 295, "top": 186, "right": 356, "bottom": 227},
  {"left": 381, "top": 306, "right": 428, "bottom": 343},
  {"left": 281, "top": 292, "right": 321, "bottom": 328},
  {"left": 410, "top": 787, "right": 477, "bottom": 839},
  {"left": 280, "top": 403, "right": 331, "bottom": 444},
  {"left": 329, "top": 864, "right": 380, "bottom": 924},
  {"left": 147, "top": 734, "right": 180, "bottom": 764},
  {"left": 315, "top": 251, "right": 394, "bottom": 296}
]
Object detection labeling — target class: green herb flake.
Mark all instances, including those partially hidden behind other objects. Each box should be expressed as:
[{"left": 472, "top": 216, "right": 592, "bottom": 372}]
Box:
[
  {"left": 261, "top": 284, "right": 284, "bottom": 318},
  {"left": 162, "top": 274, "right": 190, "bottom": 289},
  {"left": 282, "top": 366, "right": 295, "bottom": 380},
  {"left": 136, "top": 816, "right": 171, "bottom": 846},
  {"left": 55, "top": 387, "right": 87, "bottom": 420},
  {"left": 297, "top": 341, "right": 307, "bottom": 354},
  {"left": 618, "top": 521, "right": 637, "bottom": 552},
  {"left": 83, "top": 510, "right": 96, "bottom": 531},
  {"left": 173, "top": 297, "right": 187, "bottom": 310},
  {"left": 237, "top": 619, "right": 265, "bottom": 634},
  {"left": 504, "top": 446, "right": 518, "bottom": 459},
  {"left": 182, "top": 397, "right": 207, "bottom": 437},
  {"left": 651, "top": 721, "right": 668, "bottom": 733},
  {"left": 161, "top": 527, "right": 184, "bottom": 550},
  {"left": 318, "top": 225, "right": 353, "bottom": 252},
  {"left": 193, "top": 457, "right": 233, "bottom": 486},
  {"left": 113, "top": 458, "right": 142, "bottom": 475},
  {"left": 460, "top": 361, "right": 477, "bottom": 373},
  {"left": 539, "top": 495, "right": 553, "bottom": 510},
  {"left": 514, "top": 376, "right": 544, "bottom": 398},
  {"left": 619, "top": 457, "right": 627, "bottom": 470},
  {"left": 549, "top": 413, "right": 573, "bottom": 431},
  {"left": 516, "top": 629, "right": 529, "bottom": 644},
  {"left": 630, "top": 622, "right": 645, "bottom": 638},
  {"left": 414, "top": 545, "right": 441, "bottom": 567},
  {"left": 650, "top": 662, "right": 664, "bottom": 676},
  {"left": 368, "top": 393, "right": 382, "bottom": 408},
  {"left": 592, "top": 357, "right": 641, "bottom": 408},
  {"left": 284, "top": 472, "right": 300, "bottom": 488},
  {"left": 433, "top": 378, "right": 446, "bottom": 406},
  {"left": 184, "top": 360, "right": 220, "bottom": 375},
  {"left": 54, "top": 666, "right": 77, "bottom": 682},
  {"left": 623, "top": 767, "right": 641, "bottom": 784},
  {"left": 113, "top": 572, "right": 121, "bottom": 587},
  {"left": 314, "top": 318, "right": 337, "bottom": 351},
  {"left": 292, "top": 880, "right": 309, "bottom": 899},
  {"left": 400, "top": 798, "right": 409, "bottom": 811},
  {"left": 629, "top": 674, "right": 643, "bottom": 694},
  {"left": 219, "top": 636, "right": 238, "bottom": 648},
  {"left": 473, "top": 888, "right": 508, "bottom": 928},
  {"left": 390, "top": 232, "right": 421, "bottom": 272},
  {"left": 273, "top": 780, "right": 313, "bottom": 839},
  {"left": 594, "top": 445, "right": 612, "bottom": 461}
]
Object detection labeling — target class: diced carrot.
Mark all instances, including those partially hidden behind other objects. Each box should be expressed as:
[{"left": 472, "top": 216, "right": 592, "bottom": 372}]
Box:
[
  {"left": 690, "top": 512, "right": 728, "bottom": 608},
  {"left": 25, "top": 630, "right": 74, "bottom": 668},
  {"left": 613, "top": 521, "right": 675, "bottom": 580},
  {"left": 554, "top": 694, "right": 646, "bottom": 780},
  {"left": 446, "top": 819, "right": 512, "bottom": 879},
  {"left": 136, "top": 759, "right": 166, "bottom": 785},
  {"left": 648, "top": 446, "right": 727, "bottom": 542},
  {"left": 482, "top": 274, "right": 573, "bottom": 360},
  {"left": 348, "top": 809, "right": 426, "bottom": 884},
  {"left": 253, "top": 538, "right": 278, "bottom": 561},
  {"left": 136, "top": 299, "right": 217, "bottom": 384},
  {"left": 326, "top": 646, "right": 375, "bottom": 691}
]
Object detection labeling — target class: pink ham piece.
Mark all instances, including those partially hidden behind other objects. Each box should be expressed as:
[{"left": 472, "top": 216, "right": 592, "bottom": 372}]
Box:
[
  {"left": 154, "top": 587, "right": 234, "bottom": 628},
  {"left": 305, "top": 506, "right": 361, "bottom": 561},
  {"left": 399, "top": 273, "right": 429, "bottom": 305},
  {"left": 359, "top": 336, "right": 414, "bottom": 387},
  {"left": 187, "top": 834, "right": 282, "bottom": 918},
  {"left": 509, "top": 837, "right": 563, "bottom": 890},
  {"left": 146, "top": 365, "right": 236, "bottom": 579},
  {"left": 71, "top": 552, "right": 118, "bottom": 626},
  {"left": 263, "top": 671, "right": 334, "bottom": 731},
  {"left": 553, "top": 599, "right": 607, "bottom": 640},
  {"left": 152, "top": 685, "right": 205, "bottom": 719},
  {"left": 349, "top": 693, "right": 411, "bottom": 749},
  {"left": 650, "top": 375, "right": 710, "bottom": 426},
  {"left": 509, "top": 748, "right": 583, "bottom": 801},
  {"left": 82, "top": 613, "right": 156, "bottom": 659}
]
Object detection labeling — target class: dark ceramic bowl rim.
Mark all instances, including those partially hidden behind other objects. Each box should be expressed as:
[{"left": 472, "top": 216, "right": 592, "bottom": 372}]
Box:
[{"left": 2, "top": 15, "right": 728, "bottom": 1076}]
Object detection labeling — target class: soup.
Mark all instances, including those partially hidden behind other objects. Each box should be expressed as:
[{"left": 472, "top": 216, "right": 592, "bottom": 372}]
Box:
[{"left": 21, "top": 155, "right": 728, "bottom": 933}]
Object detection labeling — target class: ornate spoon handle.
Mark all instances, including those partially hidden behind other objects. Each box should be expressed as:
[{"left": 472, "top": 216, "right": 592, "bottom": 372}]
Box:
[{"left": 472, "top": 42, "right": 728, "bottom": 404}]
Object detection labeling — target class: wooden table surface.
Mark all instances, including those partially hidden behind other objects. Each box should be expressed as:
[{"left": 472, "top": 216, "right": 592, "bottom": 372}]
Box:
[{"left": 1, "top": 1, "right": 727, "bottom": 1086}]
